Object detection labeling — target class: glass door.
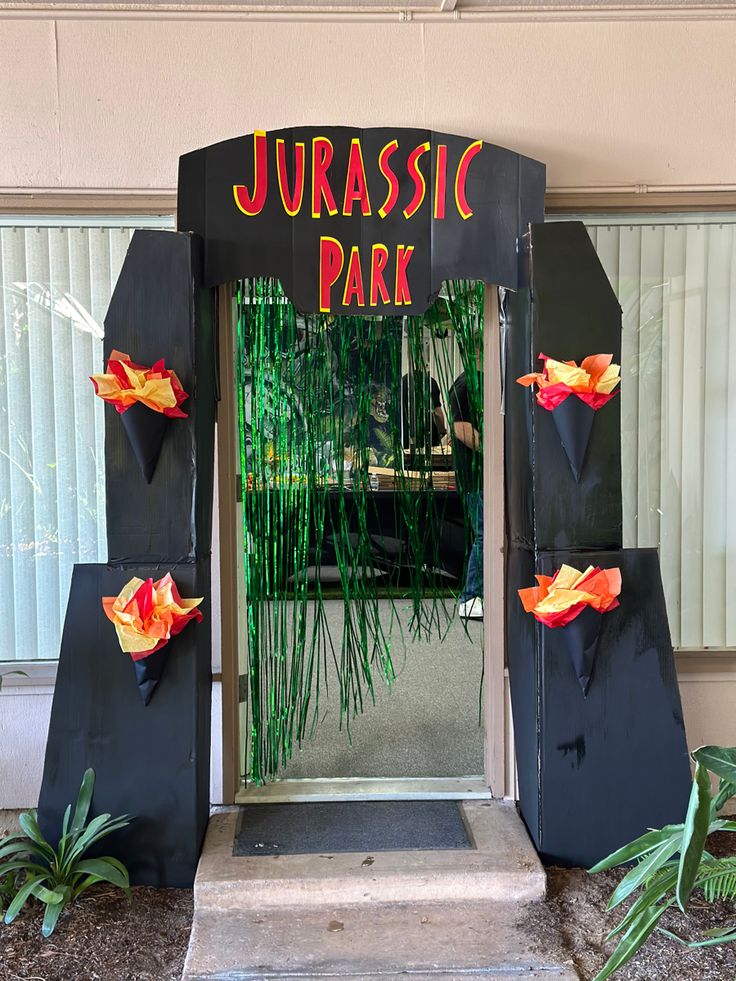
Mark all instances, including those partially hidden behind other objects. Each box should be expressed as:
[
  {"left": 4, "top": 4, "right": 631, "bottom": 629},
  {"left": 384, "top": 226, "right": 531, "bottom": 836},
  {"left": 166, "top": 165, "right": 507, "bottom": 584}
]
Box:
[{"left": 228, "top": 280, "right": 488, "bottom": 793}]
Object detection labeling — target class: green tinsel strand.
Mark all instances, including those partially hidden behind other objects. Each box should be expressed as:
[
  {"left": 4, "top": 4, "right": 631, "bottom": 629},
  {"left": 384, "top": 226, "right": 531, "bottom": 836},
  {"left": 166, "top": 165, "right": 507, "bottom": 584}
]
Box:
[
  {"left": 444, "top": 281, "right": 486, "bottom": 658},
  {"left": 237, "top": 278, "right": 484, "bottom": 785}
]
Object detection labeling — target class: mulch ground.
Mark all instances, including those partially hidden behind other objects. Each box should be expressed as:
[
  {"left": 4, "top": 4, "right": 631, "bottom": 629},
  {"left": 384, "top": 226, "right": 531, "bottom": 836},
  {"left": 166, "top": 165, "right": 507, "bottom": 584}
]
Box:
[
  {"left": 0, "top": 887, "right": 192, "bottom": 981},
  {"left": 529, "top": 829, "right": 736, "bottom": 981}
]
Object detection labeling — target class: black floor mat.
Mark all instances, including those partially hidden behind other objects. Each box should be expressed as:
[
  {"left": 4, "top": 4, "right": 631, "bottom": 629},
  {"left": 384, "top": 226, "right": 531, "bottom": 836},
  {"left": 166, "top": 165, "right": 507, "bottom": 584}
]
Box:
[{"left": 233, "top": 800, "right": 473, "bottom": 856}]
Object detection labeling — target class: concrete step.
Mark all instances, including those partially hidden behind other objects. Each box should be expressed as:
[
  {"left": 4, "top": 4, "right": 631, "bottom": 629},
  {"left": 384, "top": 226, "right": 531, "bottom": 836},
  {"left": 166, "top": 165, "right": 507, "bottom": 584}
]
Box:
[
  {"left": 182, "top": 900, "right": 578, "bottom": 980},
  {"left": 195, "top": 801, "right": 546, "bottom": 911},
  {"left": 181, "top": 801, "right": 576, "bottom": 981}
]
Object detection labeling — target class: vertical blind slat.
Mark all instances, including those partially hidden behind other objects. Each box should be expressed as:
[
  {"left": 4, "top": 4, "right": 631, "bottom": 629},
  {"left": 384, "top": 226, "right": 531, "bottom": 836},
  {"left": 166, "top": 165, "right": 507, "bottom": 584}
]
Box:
[
  {"left": 0, "top": 230, "right": 19, "bottom": 654},
  {"left": 726, "top": 241, "right": 736, "bottom": 647},
  {"left": 5, "top": 229, "right": 35, "bottom": 661},
  {"left": 68, "top": 229, "right": 86, "bottom": 575},
  {"left": 680, "top": 225, "right": 707, "bottom": 647},
  {"left": 702, "top": 225, "right": 730, "bottom": 646},
  {"left": 660, "top": 225, "right": 686, "bottom": 646},
  {"left": 54, "top": 230, "right": 79, "bottom": 627},
  {"left": 71, "top": 229, "right": 98, "bottom": 568},
  {"left": 90, "top": 228, "right": 110, "bottom": 562},
  {"left": 618, "top": 224, "right": 641, "bottom": 549},
  {"left": 636, "top": 225, "right": 664, "bottom": 548},
  {"left": 25, "top": 227, "right": 58, "bottom": 659}
]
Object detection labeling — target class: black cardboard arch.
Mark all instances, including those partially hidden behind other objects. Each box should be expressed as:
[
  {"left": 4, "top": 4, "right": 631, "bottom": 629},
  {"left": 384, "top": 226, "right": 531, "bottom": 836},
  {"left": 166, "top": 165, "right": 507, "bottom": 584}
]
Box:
[
  {"left": 178, "top": 127, "right": 546, "bottom": 313},
  {"left": 38, "top": 129, "right": 692, "bottom": 884}
]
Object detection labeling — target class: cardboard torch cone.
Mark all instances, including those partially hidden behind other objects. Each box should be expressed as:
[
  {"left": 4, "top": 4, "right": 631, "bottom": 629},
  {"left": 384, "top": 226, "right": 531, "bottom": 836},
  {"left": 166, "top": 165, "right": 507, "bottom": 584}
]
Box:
[
  {"left": 560, "top": 605, "right": 603, "bottom": 695},
  {"left": 120, "top": 402, "right": 169, "bottom": 484},
  {"left": 133, "top": 646, "right": 170, "bottom": 706},
  {"left": 550, "top": 394, "right": 596, "bottom": 483}
]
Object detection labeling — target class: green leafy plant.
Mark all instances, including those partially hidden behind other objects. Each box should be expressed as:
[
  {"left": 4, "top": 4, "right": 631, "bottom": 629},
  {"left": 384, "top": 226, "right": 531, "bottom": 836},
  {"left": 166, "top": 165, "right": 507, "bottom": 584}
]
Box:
[
  {"left": 589, "top": 745, "right": 736, "bottom": 980},
  {"left": 0, "top": 864, "right": 19, "bottom": 915},
  {"left": 0, "top": 768, "right": 130, "bottom": 937}
]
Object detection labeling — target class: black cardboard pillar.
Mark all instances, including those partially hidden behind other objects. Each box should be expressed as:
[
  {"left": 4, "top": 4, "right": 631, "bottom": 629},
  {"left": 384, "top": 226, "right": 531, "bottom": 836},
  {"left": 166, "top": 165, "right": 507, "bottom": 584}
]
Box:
[
  {"left": 506, "top": 222, "right": 692, "bottom": 867},
  {"left": 38, "top": 563, "right": 211, "bottom": 887},
  {"left": 38, "top": 230, "right": 216, "bottom": 887},
  {"left": 103, "top": 230, "right": 216, "bottom": 565},
  {"left": 508, "top": 549, "right": 691, "bottom": 867},
  {"left": 502, "top": 218, "right": 623, "bottom": 555}
]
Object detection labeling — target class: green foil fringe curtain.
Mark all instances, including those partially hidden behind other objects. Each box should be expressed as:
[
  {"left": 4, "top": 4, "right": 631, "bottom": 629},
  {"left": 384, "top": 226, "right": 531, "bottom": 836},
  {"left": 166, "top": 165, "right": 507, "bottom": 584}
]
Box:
[{"left": 236, "top": 279, "right": 484, "bottom": 784}]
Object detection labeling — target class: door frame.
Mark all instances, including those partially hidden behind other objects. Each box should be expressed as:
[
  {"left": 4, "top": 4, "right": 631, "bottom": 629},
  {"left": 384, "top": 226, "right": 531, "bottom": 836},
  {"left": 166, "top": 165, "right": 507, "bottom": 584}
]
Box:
[
  {"left": 216, "top": 283, "right": 242, "bottom": 805},
  {"left": 215, "top": 282, "right": 507, "bottom": 803},
  {"left": 483, "top": 286, "right": 506, "bottom": 795}
]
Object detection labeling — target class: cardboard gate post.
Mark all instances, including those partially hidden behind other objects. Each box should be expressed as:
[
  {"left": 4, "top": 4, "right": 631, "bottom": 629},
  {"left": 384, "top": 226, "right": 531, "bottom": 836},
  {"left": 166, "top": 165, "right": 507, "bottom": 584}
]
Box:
[
  {"left": 38, "top": 231, "right": 216, "bottom": 887},
  {"left": 505, "top": 222, "right": 692, "bottom": 867}
]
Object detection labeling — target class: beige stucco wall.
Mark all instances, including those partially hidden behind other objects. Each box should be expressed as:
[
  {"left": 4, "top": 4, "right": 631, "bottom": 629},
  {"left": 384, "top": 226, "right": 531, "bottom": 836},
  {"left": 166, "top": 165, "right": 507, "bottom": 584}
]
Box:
[
  {"left": 0, "top": 689, "right": 52, "bottom": 809},
  {"left": 0, "top": 15, "right": 735, "bottom": 191}
]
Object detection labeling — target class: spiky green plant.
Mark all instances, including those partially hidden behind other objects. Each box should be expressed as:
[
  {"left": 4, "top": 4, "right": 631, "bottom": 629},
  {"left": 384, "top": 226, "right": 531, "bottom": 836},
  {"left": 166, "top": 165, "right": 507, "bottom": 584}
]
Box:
[
  {"left": 0, "top": 769, "right": 130, "bottom": 937},
  {"left": 0, "top": 865, "right": 19, "bottom": 915},
  {"left": 589, "top": 745, "right": 736, "bottom": 980}
]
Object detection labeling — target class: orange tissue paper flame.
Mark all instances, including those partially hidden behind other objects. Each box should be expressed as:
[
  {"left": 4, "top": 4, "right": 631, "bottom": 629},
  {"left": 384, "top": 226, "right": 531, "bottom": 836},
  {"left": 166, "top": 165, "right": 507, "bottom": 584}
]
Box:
[
  {"left": 90, "top": 350, "right": 189, "bottom": 417},
  {"left": 516, "top": 353, "right": 620, "bottom": 411},
  {"left": 102, "top": 573, "right": 203, "bottom": 659},
  {"left": 518, "top": 564, "right": 622, "bottom": 628}
]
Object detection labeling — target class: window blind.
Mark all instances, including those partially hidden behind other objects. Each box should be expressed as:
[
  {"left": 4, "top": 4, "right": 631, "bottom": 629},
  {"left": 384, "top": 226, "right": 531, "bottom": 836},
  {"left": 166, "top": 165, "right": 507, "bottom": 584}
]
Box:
[
  {"left": 0, "top": 217, "right": 173, "bottom": 661},
  {"left": 577, "top": 214, "right": 736, "bottom": 650}
]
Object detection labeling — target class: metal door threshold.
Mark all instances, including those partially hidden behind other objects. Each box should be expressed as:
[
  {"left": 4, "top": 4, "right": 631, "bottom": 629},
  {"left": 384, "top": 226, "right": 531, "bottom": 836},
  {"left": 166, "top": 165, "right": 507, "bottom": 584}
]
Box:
[{"left": 234, "top": 776, "right": 491, "bottom": 804}]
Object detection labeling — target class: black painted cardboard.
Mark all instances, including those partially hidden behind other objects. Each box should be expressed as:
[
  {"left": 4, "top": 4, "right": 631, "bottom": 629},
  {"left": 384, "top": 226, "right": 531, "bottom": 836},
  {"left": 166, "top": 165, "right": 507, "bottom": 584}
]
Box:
[
  {"left": 551, "top": 395, "right": 595, "bottom": 484},
  {"left": 103, "top": 230, "right": 216, "bottom": 565},
  {"left": 505, "top": 546, "right": 539, "bottom": 834},
  {"left": 120, "top": 401, "right": 169, "bottom": 484},
  {"left": 560, "top": 604, "right": 601, "bottom": 695},
  {"left": 508, "top": 548, "right": 692, "bottom": 867},
  {"left": 506, "top": 222, "right": 691, "bottom": 868},
  {"left": 537, "top": 549, "right": 690, "bottom": 867},
  {"left": 503, "top": 289, "right": 535, "bottom": 548},
  {"left": 133, "top": 646, "right": 171, "bottom": 706},
  {"left": 38, "top": 562, "right": 211, "bottom": 887},
  {"left": 178, "top": 127, "right": 546, "bottom": 310},
  {"left": 505, "top": 223, "right": 623, "bottom": 552},
  {"left": 39, "top": 229, "right": 217, "bottom": 888}
]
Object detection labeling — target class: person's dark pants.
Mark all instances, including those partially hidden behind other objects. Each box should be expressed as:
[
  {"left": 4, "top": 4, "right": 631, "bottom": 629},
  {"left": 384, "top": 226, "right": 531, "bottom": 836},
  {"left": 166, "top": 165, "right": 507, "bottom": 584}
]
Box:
[{"left": 460, "top": 491, "right": 483, "bottom": 603}]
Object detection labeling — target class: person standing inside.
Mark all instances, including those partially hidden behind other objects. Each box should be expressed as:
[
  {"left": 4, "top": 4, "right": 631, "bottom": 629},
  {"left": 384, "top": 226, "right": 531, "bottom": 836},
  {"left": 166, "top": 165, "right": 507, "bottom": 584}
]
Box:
[
  {"left": 400, "top": 369, "right": 447, "bottom": 453},
  {"left": 448, "top": 360, "right": 483, "bottom": 619}
]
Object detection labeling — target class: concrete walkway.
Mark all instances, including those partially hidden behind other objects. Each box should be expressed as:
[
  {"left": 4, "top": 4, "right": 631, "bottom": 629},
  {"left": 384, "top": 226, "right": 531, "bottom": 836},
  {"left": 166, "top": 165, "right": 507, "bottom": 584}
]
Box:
[{"left": 182, "top": 801, "right": 579, "bottom": 981}]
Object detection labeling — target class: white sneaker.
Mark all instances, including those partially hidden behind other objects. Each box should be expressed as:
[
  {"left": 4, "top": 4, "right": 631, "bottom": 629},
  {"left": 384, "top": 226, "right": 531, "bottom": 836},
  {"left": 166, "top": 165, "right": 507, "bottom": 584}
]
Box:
[{"left": 458, "top": 598, "right": 483, "bottom": 619}]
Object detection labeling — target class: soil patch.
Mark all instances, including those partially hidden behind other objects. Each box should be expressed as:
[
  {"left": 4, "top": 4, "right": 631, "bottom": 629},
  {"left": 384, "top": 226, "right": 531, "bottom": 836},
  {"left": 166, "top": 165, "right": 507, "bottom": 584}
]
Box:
[
  {"left": 0, "top": 886, "right": 193, "bottom": 981},
  {"left": 527, "top": 830, "right": 736, "bottom": 981}
]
